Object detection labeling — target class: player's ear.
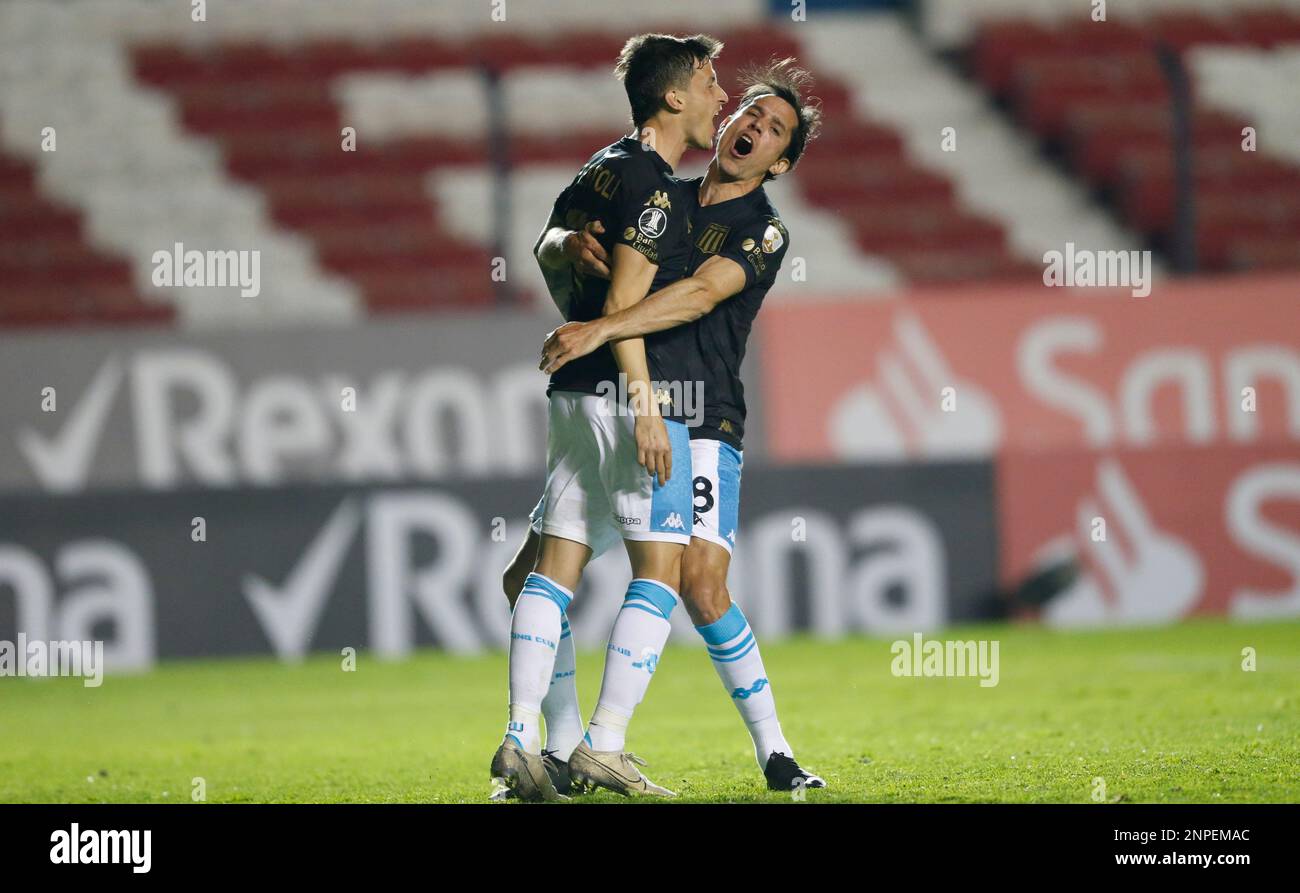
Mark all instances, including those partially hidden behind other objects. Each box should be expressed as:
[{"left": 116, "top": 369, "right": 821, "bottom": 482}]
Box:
[
  {"left": 664, "top": 86, "right": 687, "bottom": 113},
  {"left": 768, "top": 157, "right": 791, "bottom": 179}
]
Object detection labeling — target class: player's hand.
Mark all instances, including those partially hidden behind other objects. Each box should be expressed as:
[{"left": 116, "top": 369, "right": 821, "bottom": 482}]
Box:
[
  {"left": 540, "top": 320, "right": 606, "bottom": 373},
  {"left": 562, "top": 221, "right": 609, "bottom": 279},
  {"left": 634, "top": 414, "right": 672, "bottom": 486}
]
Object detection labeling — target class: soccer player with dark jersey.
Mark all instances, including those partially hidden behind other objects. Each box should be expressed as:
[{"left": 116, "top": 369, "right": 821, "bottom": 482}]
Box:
[
  {"left": 491, "top": 33, "right": 728, "bottom": 802},
  {"left": 537, "top": 59, "right": 827, "bottom": 793}
]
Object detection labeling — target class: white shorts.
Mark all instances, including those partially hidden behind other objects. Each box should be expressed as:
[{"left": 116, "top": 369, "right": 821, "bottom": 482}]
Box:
[
  {"left": 529, "top": 391, "right": 693, "bottom": 556},
  {"left": 530, "top": 432, "right": 742, "bottom": 557}
]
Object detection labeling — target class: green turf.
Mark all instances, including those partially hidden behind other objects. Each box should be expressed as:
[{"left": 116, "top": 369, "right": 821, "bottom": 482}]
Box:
[{"left": 2, "top": 618, "right": 1297, "bottom": 803}]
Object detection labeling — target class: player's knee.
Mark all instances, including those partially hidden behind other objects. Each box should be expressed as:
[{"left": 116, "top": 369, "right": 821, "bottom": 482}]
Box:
[
  {"left": 680, "top": 564, "right": 729, "bottom": 626},
  {"left": 502, "top": 562, "right": 528, "bottom": 609}
]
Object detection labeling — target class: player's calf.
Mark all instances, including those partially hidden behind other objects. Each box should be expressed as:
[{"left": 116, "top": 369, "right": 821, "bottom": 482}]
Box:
[
  {"left": 682, "top": 544, "right": 801, "bottom": 774},
  {"left": 679, "top": 545, "right": 732, "bottom": 625},
  {"left": 584, "top": 574, "right": 680, "bottom": 752},
  {"left": 502, "top": 528, "right": 542, "bottom": 609}
]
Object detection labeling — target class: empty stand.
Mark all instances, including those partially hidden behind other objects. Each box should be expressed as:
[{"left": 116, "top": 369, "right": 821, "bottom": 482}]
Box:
[
  {"left": 0, "top": 140, "right": 172, "bottom": 328},
  {"left": 967, "top": 8, "right": 1300, "bottom": 270}
]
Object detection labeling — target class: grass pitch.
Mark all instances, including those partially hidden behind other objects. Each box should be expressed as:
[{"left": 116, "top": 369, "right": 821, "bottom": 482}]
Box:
[{"left": 2, "top": 619, "right": 1297, "bottom": 804}]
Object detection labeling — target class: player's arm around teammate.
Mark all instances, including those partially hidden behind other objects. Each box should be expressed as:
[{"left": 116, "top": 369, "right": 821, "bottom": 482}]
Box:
[
  {"left": 538, "top": 252, "right": 745, "bottom": 374},
  {"left": 536, "top": 220, "right": 611, "bottom": 279}
]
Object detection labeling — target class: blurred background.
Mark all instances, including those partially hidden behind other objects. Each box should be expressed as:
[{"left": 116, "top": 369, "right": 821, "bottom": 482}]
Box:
[{"left": 1, "top": 0, "right": 1299, "bottom": 671}]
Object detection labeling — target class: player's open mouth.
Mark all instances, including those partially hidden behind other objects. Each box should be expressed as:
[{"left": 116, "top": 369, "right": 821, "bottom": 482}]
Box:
[{"left": 733, "top": 134, "right": 754, "bottom": 157}]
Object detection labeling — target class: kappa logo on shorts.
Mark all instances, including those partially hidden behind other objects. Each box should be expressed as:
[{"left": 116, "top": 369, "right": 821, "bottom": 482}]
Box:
[
  {"left": 616, "top": 514, "right": 642, "bottom": 526},
  {"left": 662, "top": 512, "right": 686, "bottom": 530}
]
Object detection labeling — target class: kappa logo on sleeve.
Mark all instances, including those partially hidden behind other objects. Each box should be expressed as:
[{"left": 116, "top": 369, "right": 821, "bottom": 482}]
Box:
[{"left": 646, "top": 190, "right": 672, "bottom": 211}]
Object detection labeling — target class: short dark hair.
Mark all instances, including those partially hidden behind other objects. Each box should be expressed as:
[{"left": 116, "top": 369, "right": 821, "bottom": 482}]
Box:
[
  {"left": 614, "top": 33, "right": 723, "bottom": 128},
  {"left": 736, "top": 57, "right": 823, "bottom": 180}
]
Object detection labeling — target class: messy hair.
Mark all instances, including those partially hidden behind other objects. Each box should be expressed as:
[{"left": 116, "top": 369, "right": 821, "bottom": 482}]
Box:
[
  {"left": 614, "top": 33, "right": 724, "bottom": 127},
  {"left": 735, "top": 57, "right": 823, "bottom": 179}
]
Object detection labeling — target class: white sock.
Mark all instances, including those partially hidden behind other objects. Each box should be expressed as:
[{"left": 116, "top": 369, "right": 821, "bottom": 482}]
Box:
[
  {"left": 506, "top": 572, "right": 572, "bottom": 755},
  {"left": 696, "top": 602, "right": 791, "bottom": 771},
  {"left": 541, "top": 615, "right": 583, "bottom": 761},
  {"left": 585, "top": 578, "right": 678, "bottom": 752}
]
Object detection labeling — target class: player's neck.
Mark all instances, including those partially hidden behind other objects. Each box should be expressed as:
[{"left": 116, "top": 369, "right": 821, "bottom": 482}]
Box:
[
  {"left": 698, "top": 162, "right": 762, "bottom": 207},
  {"left": 634, "top": 120, "right": 687, "bottom": 171}
]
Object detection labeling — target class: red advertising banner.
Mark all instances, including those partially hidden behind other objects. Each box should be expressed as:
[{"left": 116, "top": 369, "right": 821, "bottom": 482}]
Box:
[
  {"left": 997, "top": 444, "right": 1300, "bottom": 625},
  {"left": 759, "top": 273, "right": 1300, "bottom": 462}
]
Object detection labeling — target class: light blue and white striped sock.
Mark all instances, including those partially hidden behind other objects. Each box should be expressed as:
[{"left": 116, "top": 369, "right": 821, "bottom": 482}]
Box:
[
  {"left": 541, "top": 615, "right": 583, "bottom": 761},
  {"left": 585, "top": 578, "right": 679, "bottom": 752},
  {"left": 696, "top": 602, "right": 791, "bottom": 771},
  {"left": 506, "top": 572, "right": 572, "bottom": 755}
]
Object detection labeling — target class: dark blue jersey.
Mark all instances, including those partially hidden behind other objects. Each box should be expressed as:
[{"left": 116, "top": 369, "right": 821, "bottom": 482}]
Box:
[
  {"left": 655, "top": 176, "right": 790, "bottom": 450},
  {"left": 540, "top": 137, "right": 692, "bottom": 402}
]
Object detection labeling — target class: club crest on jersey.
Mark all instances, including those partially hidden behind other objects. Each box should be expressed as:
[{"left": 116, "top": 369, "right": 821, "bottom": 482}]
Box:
[
  {"left": 695, "top": 222, "right": 730, "bottom": 255},
  {"left": 646, "top": 190, "right": 673, "bottom": 211},
  {"left": 762, "top": 222, "right": 785, "bottom": 254},
  {"left": 638, "top": 206, "right": 667, "bottom": 238}
]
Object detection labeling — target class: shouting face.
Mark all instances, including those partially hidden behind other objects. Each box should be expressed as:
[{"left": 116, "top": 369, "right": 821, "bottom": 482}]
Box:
[{"left": 715, "top": 93, "right": 799, "bottom": 182}]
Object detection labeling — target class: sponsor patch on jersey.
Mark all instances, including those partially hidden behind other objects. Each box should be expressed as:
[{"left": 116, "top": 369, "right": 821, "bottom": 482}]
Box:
[
  {"left": 638, "top": 207, "right": 667, "bottom": 239},
  {"left": 761, "top": 223, "right": 784, "bottom": 254},
  {"left": 624, "top": 226, "right": 636, "bottom": 240},
  {"left": 741, "top": 237, "right": 756, "bottom": 252}
]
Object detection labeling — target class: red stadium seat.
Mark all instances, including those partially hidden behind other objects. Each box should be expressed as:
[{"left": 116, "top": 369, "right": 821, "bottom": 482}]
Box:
[
  {"left": 1235, "top": 10, "right": 1300, "bottom": 47},
  {"left": 972, "top": 20, "right": 1071, "bottom": 95},
  {"left": 1147, "top": 13, "right": 1241, "bottom": 51}
]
